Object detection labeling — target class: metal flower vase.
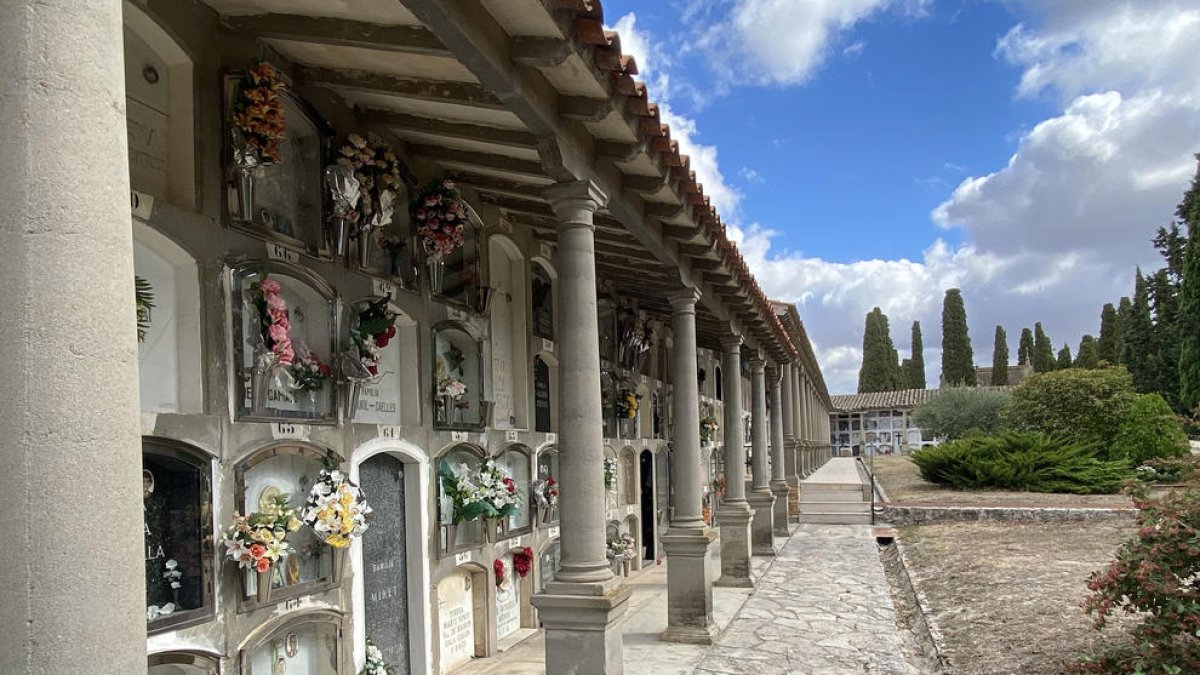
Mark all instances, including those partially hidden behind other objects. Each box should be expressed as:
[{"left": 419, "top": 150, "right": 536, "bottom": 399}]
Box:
[
  {"left": 427, "top": 257, "right": 446, "bottom": 294},
  {"left": 357, "top": 229, "right": 374, "bottom": 269},
  {"left": 440, "top": 395, "right": 459, "bottom": 425},
  {"left": 331, "top": 217, "right": 351, "bottom": 258},
  {"left": 342, "top": 380, "right": 363, "bottom": 422},
  {"left": 250, "top": 366, "right": 271, "bottom": 416},
  {"left": 235, "top": 166, "right": 255, "bottom": 222},
  {"left": 330, "top": 547, "right": 348, "bottom": 582},
  {"left": 247, "top": 564, "right": 273, "bottom": 603}
]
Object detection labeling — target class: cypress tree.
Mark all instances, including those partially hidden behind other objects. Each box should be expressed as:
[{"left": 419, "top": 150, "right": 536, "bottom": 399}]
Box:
[
  {"left": 992, "top": 325, "right": 1009, "bottom": 386},
  {"left": 1150, "top": 268, "right": 1181, "bottom": 408},
  {"left": 1123, "top": 270, "right": 1159, "bottom": 393},
  {"left": 1075, "top": 335, "right": 1100, "bottom": 369},
  {"left": 1097, "top": 303, "right": 1120, "bottom": 365},
  {"left": 1056, "top": 343, "right": 1073, "bottom": 370},
  {"left": 858, "top": 308, "right": 904, "bottom": 393},
  {"left": 940, "top": 289, "right": 976, "bottom": 386},
  {"left": 1018, "top": 327, "right": 1034, "bottom": 367},
  {"left": 1033, "top": 322, "right": 1056, "bottom": 372},
  {"left": 908, "top": 321, "right": 926, "bottom": 389},
  {"left": 1116, "top": 296, "right": 1133, "bottom": 363},
  {"left": 1178, "top": 166, "right": 1200, "bottom": 412}
]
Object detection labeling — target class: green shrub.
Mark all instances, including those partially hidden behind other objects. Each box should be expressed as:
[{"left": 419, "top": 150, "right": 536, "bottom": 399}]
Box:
[
  {"left": 909, "top": 431, "right": 1131, "bottom": 494},
  {"left": 1003, "top": 367, "right": 1138, "bottom": 447},
  {"left": 1112, "top": 393, "right": 1190, "bottom": 467},
  {"left": 1070, "top": 486, "right": 1200, "bottom": 673},
  {"left": 910, "top": 386, "right": 1011, "bottom": 441}
]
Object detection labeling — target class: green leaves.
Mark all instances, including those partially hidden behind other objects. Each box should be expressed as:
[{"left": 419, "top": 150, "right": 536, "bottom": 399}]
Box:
[{"left": 135, "top": 275, "right": 155, "bottom": 342}]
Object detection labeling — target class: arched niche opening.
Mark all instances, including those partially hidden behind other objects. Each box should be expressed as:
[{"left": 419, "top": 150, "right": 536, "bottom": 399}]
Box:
[
  {"left": 436, "top": 443, "right": 487, "bottom": 553},
  {"left": 533, "top": 445, "right": 560, "bottom": 526},
  {"left": 142, "top": 437, "right": 215, "bottom": 633},
  {"left": 619, "top": 447, "right": 638, "bottom": 507},
  {"left": 356, "top": 174, "right": 416, "bottom": 286},
  {"left": 238, "top": 609, "right": 345, "bottom": 675},
  {"left": 621, "top": 515, "right": 642, "bottom": 572},
  {"left": 229, "top": 261, "right": 338, "bottom": 423},
  {"left": 123, "top": 3, "right": 195, "bottom": 209},
  {"left": 603, "top": 445, "right": 618, "bottom": 512},
  {"left": 435, "top": 564, "right": 487, "bottom": 674},
  {"left": 655, "top": 449, "right": 671, "bottom": 536},
  {"left": 494, "top": 444, "right": 532, "bottom": 536},
  {"left": 147, "top": 651, "right": 221, "bottom": 675},
  {"left": 134, "top": 222, "right": 203, "bottom": 414},
  {"left": 537, "top": 539, "right": 561, "bottom": 594},
  {"left": 529, "top": 258, "right": 554, "bottom": 341},
  {"left": 487, "top": 235, "right": 530, "bottom": 429},
  {"left": 638, "top": 448, "right": 657, "bottom": 562},
  {"left": 233, "top": 442, "right": 342, "bottom": 608},
  {"left": 344, "top": 296, "right": 420, "bottom": 426},
  {"left": 432, "top": 321, "right": 486, "bottom": 429},
  {"left": 494, "top": 542, "right": 537, "bottom": 646},
  {"left": 636, "top": 383, "right": 654, "bottom": 440},
  {"left": 715, "top": 365, "right": 724, "bottom": 402},
  {"left": 532, "top": 352, "right": 558, "bottom": 434},
  {"left": 429, "top": 201, "right": 482, "bottom": 308}
]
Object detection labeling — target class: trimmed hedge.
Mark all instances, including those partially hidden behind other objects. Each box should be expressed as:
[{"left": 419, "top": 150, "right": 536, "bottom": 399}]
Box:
[
  {"left": 910, "top": 431, "right": 1131, "bottom": 494},
  {"left": 1111, "top": 393, "right": 1190, "bottom": 467}
]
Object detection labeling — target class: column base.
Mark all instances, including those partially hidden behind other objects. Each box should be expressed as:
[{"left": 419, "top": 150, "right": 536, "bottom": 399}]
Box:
[
  {"left": 661, "top": 527, "right": 719, "bottom": 644},
  {"left": 714, "top": 502, "right": 753, "bottom": 587},
  {"left": 746, "top": 489, "right": 776, "bottom": 556},
  {"left": 533, "top": 577, "right": 631, "bottom": 674},
  {"left": 770, "top": 481, "right": 791, "bottom": 536}
]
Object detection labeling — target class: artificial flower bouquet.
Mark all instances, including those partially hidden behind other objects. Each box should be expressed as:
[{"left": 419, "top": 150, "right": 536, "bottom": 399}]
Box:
[
  {"left": 613, "top": 389, "right": 640, "bottom": 419},
  {"left": 220, "top": 494, "right": 302, "bottom": 574},
  {"left": 700, "top": 416, "right": 719, "bottom": 444},
  {"left": 438, "top": 377, "right": 468, "bottom": 400},
  {"left": 248, "top": 275, "right": 294, "bottom": 367},
  {"left": 413, "top": 179, "right": 467, "bottom": 259},
  {"left": 337, "top": 134, "right": 404, "bottom": 233},
  {"left": 513, "top": 547, "right": 534, "bottom": 578},
  {"left": 232, "top": 61, "right": 286, "bottom": 165},
  {"left": 350, "top": 296, "right": 398, "bottom": 377},
  {"left": 603, "top": 457, "right": 618, "bottom": 489},
  {"left": 438, "top": 460, "right": 522, "bottom": 524},
  {"left": 543, "top": 476, "right": 559, "bottom": 506},
  {"left": 358, "top": 638, "right": 395, "bottom": 675},
  {"left": 291, "top": 351, "right": 332, "bottom": 391},
  {"left": 301, "top": 467, "right": 372, "bottom": 549}
]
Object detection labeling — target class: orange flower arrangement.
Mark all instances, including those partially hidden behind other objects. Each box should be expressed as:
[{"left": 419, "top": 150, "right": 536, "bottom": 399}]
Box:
[{"left": 232, "top": 62, "right": 286, "bottom": 164}]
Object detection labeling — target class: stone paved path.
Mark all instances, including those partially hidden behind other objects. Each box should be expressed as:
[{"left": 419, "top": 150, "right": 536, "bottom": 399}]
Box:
[{"left": 696, "top": 524, "right": 918, "bottom": 675}]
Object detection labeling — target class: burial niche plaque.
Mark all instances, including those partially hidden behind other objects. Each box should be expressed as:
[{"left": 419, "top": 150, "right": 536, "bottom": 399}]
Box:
[
  {"left": 533, "top": 357, "right": 551, "bottom": 433},
  {"left": 360, "top": 454, "right": 410, "bottom": 673},
  {"left": 143, "top": 442, "right": 209, "bottom": 628}
]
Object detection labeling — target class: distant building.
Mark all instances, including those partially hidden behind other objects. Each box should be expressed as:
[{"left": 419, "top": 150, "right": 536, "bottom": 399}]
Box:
[
  {"left": 975, "top": 364, "right": 1033, "bottom": 387},
  {"left": 828, "top": 389, "right": 939, "bottom": 456}
]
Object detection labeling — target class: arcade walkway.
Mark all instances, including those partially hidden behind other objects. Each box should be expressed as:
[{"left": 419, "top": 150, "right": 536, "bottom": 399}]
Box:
[{"left": 454, "top": 524, "right": 918, "bottom": 674}]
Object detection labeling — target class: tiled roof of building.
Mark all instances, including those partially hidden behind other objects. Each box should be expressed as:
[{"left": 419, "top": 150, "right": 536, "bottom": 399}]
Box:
[{"left": 829, "top": 386, "right": 1015, "bottom": 413}]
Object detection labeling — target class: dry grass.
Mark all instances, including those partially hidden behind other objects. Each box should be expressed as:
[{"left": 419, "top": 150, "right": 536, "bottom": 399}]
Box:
[
  {"left": 898, "top": 520, "right": 1137, "bottom": 674},
  {"left": 871, "top": 454, "right": 1134, "bottom": 508}
]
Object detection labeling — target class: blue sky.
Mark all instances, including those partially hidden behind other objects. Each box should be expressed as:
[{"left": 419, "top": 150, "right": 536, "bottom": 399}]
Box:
[{"left": 603, "top": 1, "right": 1200, "bottom": 394}]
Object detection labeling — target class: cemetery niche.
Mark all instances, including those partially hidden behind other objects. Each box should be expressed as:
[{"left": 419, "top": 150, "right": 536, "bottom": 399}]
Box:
[
  {"left": 241, "top": 610, "right": 343, "bottom": 675},
  {"left": 230, "top": 261, "right": 338, "bottom": 424},
  {"left": 432, "top": 322, "right": 488, "bottom": 430},
  {"left": 358, "top": 452, "right": 411, "bottom": 674}
]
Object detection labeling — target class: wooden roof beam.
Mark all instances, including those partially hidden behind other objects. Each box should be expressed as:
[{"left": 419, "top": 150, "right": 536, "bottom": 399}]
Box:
[
  {"left": 404, "top": 144, "right": 546, "bottom": 180},
  {"left": 359, "top": 109, "right": 535, "bottom": 149},
  {"left": 222, "top": 14, "right": 449, "bottom": 56},
  {"left": 296, "top": 66, "right": 505, "bottom": 109}
]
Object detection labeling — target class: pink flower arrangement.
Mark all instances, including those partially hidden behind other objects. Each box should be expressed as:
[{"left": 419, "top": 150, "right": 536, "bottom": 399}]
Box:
[
  {"left": 251, "top": 275, "right": 294, "bottom": 365},
  {"left": 412, "top": 179, "right": 468, "bottom": 259}
]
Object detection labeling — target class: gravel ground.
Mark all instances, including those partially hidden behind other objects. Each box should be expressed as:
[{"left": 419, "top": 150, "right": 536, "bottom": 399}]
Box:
[
  {"left": 871, "top": 455, "right": 1134, "bottom": 508},
  {"left": 897, "top": 520, "right": 1138, "bottom": 674}
]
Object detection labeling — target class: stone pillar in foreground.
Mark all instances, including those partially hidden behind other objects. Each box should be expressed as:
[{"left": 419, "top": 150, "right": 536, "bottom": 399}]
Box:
[
  {"left": 0, "top": 3, "right": 147, "bottom": 673},
  {"left": 661, "top": 289, "right": 719, "bottom": 643},
  {"left": 715, "top": 335, "right": 752, "bottom": 587},
  {"left": 532, "top": 181, "right": 629, "bottom": 674},
  {"left": 746, "top": 357, "right": 775, "bottom": 555},
  {"left": 768, "top": 364, "right": 790, "bottom": 535}
]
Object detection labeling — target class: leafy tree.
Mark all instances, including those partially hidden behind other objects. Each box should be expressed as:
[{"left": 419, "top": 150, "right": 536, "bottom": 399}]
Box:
[
  {"left": 1033, "top": 322, "right": 1056, "bottom": 373},
  {"left": 857, "top": 308, "right": 904, "bottom": 393},
  {"left": 1003, "top": 367, "right": 1139, "bottom": 448},
  {"left": 1150, "top": 268, "right": 1181, "bottom": 408},
  {"left": 1057, "top": 343, "right": 1073, "bottom": 370},
  {"left": 991, "top": 325, "right": 1009, "bottom": 385},
  {"left": 1123, "top": 270, "right": 1159, "bottom": 393},
  {"left": 910, "top": 387, "right": 1011, "bottom": 441},
  {"left": 1111, "top": 393, "right": 1190, "bottom": 467},
  {"left": 1018, "top": 327, "right": 1034, "bottom": 367},
  {"left": 1116, "top": 296, "right": 1133, "bottom": 363},
  {"left": 907, "top": 320, "right": 926, "bottom": 389},
  {"left": 1075, "top": 335, "right": 1100, "bottom": 369},
  {"left": 940, "top": 289, "right": 976, "bottom": 386},
  {"left": 1096, "top": 303, "right": 1120, "bottom": 365},
  {"left": 1181, "top": 192, "right": 1200, "bottom": 412}
]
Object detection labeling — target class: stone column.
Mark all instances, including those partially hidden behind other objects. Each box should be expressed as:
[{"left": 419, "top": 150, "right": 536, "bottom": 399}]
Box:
[
  {"left": 791, "top": 363, "right": 805, "bottom": 480},
  {"left": 800, "top": 378, "right": 812, "bottom": 475},
  {"left": 715, "top": 336, "right": 752, "bottom": 586},
  {"left": 746, "top": 358, "right": 775, "bottom": 555},
  {"left": 0, "top": 3, "right": 147, "bottom": 674},
  {"left": 661, "top": 289, "right": 719, "bottom": 643},
  {"left": 532, "top": 181, "right": 630, "bottom": 674},
  {"left": 767, "top": 365, "right": 790, "bottom": 535}
]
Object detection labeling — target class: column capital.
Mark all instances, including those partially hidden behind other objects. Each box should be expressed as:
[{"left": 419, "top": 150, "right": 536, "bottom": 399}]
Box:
[
  {"left": 720, "top": 333, "right": 743, "bottom": 353},
  {"left": 667, "top": 288, "right": 702, "bottom": 312},
  {"left": 545, "top": 180, "right": 608, "bottom": 224},
  {"left": 747, "top": 357, "right": 766, "bottom": 373}
]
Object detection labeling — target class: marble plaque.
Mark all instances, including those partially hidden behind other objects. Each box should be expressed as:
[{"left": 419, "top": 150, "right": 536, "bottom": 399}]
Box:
[{"left": 360, "top": 454, "right": 409, "bottom": 673}]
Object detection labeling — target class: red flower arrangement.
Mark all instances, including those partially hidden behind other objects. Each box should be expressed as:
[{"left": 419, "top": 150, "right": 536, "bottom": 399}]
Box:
[
  {"left": 412, "top": 179, "right": 467, "bottom": 259},
  {"left": 493, "top": 558, "right": 506, "bottom": 587},
  {"left": 232, "top": 62, "right": 286, "bottom": 164},
  {"left": 512, "top": 547, "right": 534, "bottom": 579},
  {"left": 249, "top": 275, "right": 294, "bottom": 365}
]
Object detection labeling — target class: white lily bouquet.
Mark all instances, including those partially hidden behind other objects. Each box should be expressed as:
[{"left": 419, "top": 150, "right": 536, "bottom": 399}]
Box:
[
  {"left": 301, "top": 467, "right": 372, "bottom": 549},
  {"left": 358, "top": 638, "right": 395, "bottom": 675}
]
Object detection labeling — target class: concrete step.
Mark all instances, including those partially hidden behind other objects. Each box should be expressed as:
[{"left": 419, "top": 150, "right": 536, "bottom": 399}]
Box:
[
  {"left": 801, "top": 482, "right": 866, "bottom": 493},
  {"left": 799, "top": 489, "right": 865, "bottom": 503},
  {"left": 799, "top": 501, "right": 870, "bottom": 514},
  {"left": 799, "top": 512, "right": 872, "bottom": 524}
]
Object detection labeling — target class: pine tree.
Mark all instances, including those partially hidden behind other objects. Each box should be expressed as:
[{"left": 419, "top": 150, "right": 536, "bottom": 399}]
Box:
[
  {"left": 1178, "top": 160, "right": 1200, "bottom": 412},
  {"left": 1018, "top": 327, "right": 1034, "bottom": 367},
  {"left": 1123, "top": 270, "right": 1159, "bottom": 393},
  {"left": 1033, "top": 322, "right": 1056, "bottom": 372},
  {"left": 1097, "top": 303, "right": 1120, "bottom": 365},
  {"left": 1150, "top": 268, "right": 1181, "bottom": 408},
  {"left": 1075, "top": 334, "right": 1100, "bottom": 369},
  {"left": 1056, "top": 343, "right": 1073, "bottom": 370},
  {"left": 1116, "top": 296, "right": 1133, "bottom": 364},
  {"left": 992, "top": 325, "right": 1009, "bottom": 386},
  {"left": 858, "top": 308, "right": 904, "bottom": 393},
  {"left": 907, "top": 321, "right": 926, "bottom": 389},
  {"left": 940, "top": 289, "right": 976, "bottom": 386}
]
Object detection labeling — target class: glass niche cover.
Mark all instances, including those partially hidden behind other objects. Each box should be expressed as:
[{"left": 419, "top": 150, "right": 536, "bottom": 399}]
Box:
[
  {"left": 143, "top": 441, "right": 212, "bottom": 630},
  {"left": 245, "top": 617, "right": 341, "bottom": 675},
  {"left": 232, "top": 264, "right": 337, "bottom": 423}
]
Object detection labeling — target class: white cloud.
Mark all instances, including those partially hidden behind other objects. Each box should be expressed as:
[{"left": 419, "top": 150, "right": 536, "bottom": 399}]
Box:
[{"left": 842, "top": 40, "right": 867, "bottom": 57}]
